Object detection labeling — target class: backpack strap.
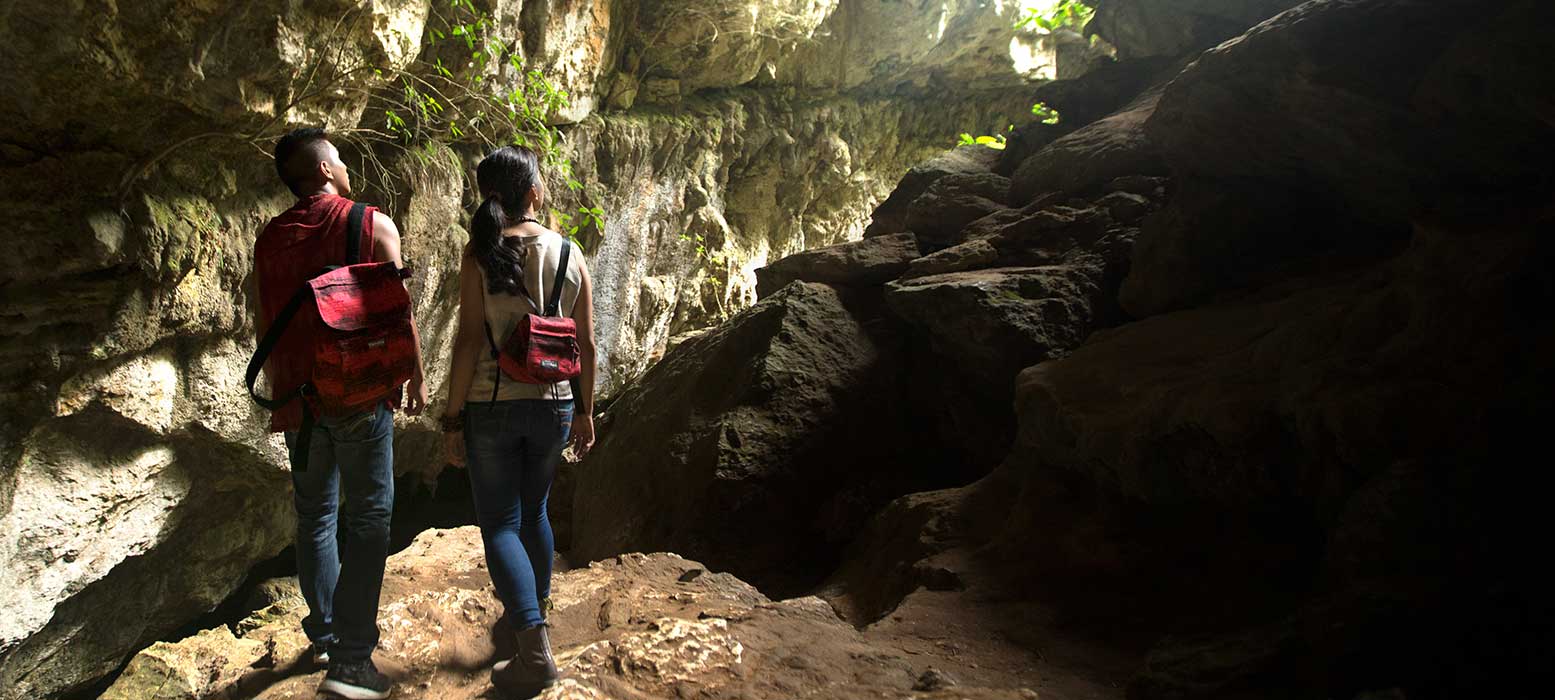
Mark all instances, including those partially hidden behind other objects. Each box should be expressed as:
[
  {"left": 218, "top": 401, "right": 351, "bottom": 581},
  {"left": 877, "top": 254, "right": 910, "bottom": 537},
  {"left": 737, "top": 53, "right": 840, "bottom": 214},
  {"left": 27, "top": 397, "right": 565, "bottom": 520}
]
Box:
[
  {"left": 545, "top": 239, "right": 571, "bottom": 318},
  {"left": 245, "top": 284, "right": 319, "bottom": 470},
  {"left": 482, "top": 320, "right": 501, "bottom": 404},
  {"left": 345, "top": 201, "right": 367, "bottom": 266}
]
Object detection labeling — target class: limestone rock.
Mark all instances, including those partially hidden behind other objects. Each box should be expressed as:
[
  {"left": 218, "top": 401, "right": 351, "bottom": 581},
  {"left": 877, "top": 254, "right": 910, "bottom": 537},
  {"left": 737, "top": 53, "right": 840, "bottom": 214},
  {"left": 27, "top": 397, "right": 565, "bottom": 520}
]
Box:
[
  {"left": 1143, "top": 0, "right": 1555, "bottom": 225},
  {"left": 885, "top": 267, "right": 1106, "bottom": 394},
  {"left": 572, "top": 90, "right": 1032, "bottom": 394},
  {"left": 100, "top": 627, "right": 266, "bottom": 700},
  {"left": 1006, "top": 221, "right": 1555, "bottom": 695},
  {"left": 570, "top": 282, "right": 925, "bottom": 593},
  {"left": 774, "top": 0, "right": 1042, "bottom": 93},
  {"left": 1096, "top": 191, "right": 1154, "bottom": 223},
  {"left": 517, "top": 0, "right": 615, "bottom": 123},
  {"left": 902, "top": 240, "right": 1000, "bottom": 280},
  {"left": 1119, "top": 177, "right": 1392, "bottom": 316},
  {"left": 627, "top": 0, "right": 835, "bottom": 93},
  {"left": 905, "top": 172, "right": 1013, "bottom": 250},
  {"left": 1088, "top": 0, "right": 1305, "bottom": 59},
  {"left": 0, "top": 342, "right": 295, "bottom": 700},
  {"left": 755, "top": 233, "right": 919, "bottom": 298},
  {"left": 1010, "top": 86, "right": 1167, "bottom": 204},
  {"left": 866, "top": 145, "right": 1003, "bottom": 238}
]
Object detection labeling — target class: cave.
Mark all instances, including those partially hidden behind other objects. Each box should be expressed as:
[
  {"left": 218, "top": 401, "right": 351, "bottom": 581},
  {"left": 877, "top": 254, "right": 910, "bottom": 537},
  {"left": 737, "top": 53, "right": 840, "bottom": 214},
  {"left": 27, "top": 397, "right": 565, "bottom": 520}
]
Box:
[{"left": 1, "top": 1, "right": 1551, "bottom": 699}]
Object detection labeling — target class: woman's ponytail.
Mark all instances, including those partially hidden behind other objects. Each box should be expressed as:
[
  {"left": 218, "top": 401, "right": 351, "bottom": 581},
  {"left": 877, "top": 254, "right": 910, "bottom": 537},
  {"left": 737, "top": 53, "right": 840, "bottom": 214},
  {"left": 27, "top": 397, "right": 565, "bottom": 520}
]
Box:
[{"left": 471, "top": 146, "right": 544, "bottom": 296}]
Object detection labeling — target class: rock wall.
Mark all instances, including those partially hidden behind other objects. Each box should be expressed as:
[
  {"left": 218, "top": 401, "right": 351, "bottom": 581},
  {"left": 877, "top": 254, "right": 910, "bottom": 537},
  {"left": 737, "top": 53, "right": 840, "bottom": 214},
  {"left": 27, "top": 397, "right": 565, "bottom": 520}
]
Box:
[{"left": 0, "top": 0, "right": 1058, "bottom": 697}]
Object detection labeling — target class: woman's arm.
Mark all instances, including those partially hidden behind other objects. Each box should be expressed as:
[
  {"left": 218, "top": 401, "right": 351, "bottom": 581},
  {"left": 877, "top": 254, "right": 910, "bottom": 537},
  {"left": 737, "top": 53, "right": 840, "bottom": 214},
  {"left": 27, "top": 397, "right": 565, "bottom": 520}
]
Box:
[
  {"left": 442, "top": 249, "right": 487, "bottom": 466},
  {"left": 570, "top": 254, "right": 598, "bottom": 457}
]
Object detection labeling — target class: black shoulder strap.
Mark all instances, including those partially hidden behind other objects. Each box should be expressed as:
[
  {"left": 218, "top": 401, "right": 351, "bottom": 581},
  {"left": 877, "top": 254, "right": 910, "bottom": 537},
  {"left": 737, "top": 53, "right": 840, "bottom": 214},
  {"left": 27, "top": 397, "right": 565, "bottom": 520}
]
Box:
[
  {"left": 245, "top": 285, "right": 319, "bottom": 471},
  {"left": 345, "top": 202, "right": 367, "bottom": 265},
  {"left": 546, "top": 239, "right": 571, "bottom": 318}
]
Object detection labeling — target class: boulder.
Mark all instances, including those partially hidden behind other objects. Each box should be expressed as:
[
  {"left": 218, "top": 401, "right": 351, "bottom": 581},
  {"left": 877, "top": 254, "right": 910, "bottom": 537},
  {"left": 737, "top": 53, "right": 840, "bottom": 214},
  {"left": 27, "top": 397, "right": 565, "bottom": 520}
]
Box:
[
  {"left": 905, "top": 172, "right": 1013, "bottom": 250},
  {"left": 569, "top": 282, "right": 931, "bottom": 594},
  {"left": 885, "top": 267, "right": 1108, "bottom": 395},
  {"left": 105, "top": 527, "right": 1044, "bottom": 700},
  {"left": 99, "top": 627, "right": 267, "bottom": 700},
  {"left": 1010, "top": 86, "right": 1167, "bottom": 204},
  {"left": 865, "top": 146, "right": 1003, "bottom": 238},
  {"left": 902, "top": 240, "right": 1000, "bottom": 280},
  {"left": 1088, "top": 0, "right": 1305, "bottom": 59},
  {"left": 755, "top": 233, "right": 919, "bottom": 298}
]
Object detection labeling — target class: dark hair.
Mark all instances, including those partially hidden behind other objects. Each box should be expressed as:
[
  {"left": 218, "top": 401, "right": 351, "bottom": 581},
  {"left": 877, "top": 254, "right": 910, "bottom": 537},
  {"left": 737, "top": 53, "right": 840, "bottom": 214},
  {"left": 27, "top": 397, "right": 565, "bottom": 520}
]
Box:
[
  {"left": 471, "top": 145, "right": 544, "bottom": 296},
  {"left": 273, "top": 127, "right": 330, "bottom": 196}
]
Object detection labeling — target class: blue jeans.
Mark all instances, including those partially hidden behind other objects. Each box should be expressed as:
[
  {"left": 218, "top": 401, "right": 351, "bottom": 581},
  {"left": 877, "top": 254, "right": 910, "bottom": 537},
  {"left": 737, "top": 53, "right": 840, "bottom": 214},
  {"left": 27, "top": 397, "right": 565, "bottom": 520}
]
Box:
[
  {"left": 285, "top": 403, "right": 394, "bottom": 663},
  {"left": 464, "top": 399, "right": 573, "bottom": 630}
]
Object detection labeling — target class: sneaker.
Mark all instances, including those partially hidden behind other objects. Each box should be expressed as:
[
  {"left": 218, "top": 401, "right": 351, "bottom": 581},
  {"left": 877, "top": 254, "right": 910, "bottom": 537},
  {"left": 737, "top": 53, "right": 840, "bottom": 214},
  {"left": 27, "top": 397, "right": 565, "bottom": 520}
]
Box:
[
  {"left": 311, "top": 640, "right": 331, "bottom": 666},
  {"left": 319, "top": 658, "right": 392, "bottom": 700}
]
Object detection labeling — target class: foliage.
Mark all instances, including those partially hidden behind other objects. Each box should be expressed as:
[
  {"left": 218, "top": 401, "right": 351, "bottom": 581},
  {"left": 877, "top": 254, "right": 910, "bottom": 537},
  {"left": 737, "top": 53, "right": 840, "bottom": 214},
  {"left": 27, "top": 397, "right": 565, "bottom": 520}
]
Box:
[
  {"left": 956, "top": 102, "right": 1062, "bottom": 150},
  {"left": 1031, "top": 101, "right": 1061, "bottom": 125},
  {"left": 363, "top": 0, "right": 598, "bottom": 249},
  {"left": 958, "top": 128, "right": 1011, "bottom": 151},
  {"left": 678, "top": 231, "right": 729, "bottom": 267},
  {"left": 1015, "top": 0, "right": 1095, "bottom": 34}
]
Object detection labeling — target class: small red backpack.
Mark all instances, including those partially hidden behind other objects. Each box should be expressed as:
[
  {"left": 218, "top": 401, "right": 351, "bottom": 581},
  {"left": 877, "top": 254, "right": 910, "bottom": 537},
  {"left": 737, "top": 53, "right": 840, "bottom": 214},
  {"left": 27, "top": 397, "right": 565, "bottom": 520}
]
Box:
[
  {"left": 246, "top": 203, "right": 417, "bottom": 465},
  {"left": 481, "top": 237, "right": 580, "bottom": 401}
]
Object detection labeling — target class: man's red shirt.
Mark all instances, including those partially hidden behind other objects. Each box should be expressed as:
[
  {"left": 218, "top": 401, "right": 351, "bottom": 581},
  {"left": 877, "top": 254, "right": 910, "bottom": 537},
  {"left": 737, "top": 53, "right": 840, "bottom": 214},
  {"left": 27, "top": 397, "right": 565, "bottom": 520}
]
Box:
[{"left": 254, "top": 193, "right": 382, "bottom": 432}]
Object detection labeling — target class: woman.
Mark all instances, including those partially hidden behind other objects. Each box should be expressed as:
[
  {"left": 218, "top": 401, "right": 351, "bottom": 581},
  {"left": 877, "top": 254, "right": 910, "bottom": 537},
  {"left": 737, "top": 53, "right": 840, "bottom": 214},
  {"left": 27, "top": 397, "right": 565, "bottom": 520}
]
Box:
[{"left": 440, "top": 145, "right": 597, "bottom": 696}]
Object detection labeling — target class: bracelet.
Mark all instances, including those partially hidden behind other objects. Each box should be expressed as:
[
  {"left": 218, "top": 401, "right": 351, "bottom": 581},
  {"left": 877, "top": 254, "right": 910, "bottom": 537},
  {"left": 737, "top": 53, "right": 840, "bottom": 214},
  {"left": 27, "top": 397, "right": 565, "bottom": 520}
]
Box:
[{"left": 440, "top": 412, "right": 464, "bottom": 433}]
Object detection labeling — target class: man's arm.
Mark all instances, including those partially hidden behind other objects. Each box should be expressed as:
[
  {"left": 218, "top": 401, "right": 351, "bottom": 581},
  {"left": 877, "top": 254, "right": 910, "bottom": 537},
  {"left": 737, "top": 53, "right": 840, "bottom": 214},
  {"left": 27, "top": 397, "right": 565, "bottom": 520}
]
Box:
[{"left": 372, "top": 212, "right": 428, "bottom": 415}]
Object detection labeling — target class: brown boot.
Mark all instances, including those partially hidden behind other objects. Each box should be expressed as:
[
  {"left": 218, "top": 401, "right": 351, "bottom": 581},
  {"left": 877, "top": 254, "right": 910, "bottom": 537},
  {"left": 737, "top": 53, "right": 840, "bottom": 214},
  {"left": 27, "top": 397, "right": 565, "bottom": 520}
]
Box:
[{"left": 491, "top": 623, "right": 559, "bottom": 697}]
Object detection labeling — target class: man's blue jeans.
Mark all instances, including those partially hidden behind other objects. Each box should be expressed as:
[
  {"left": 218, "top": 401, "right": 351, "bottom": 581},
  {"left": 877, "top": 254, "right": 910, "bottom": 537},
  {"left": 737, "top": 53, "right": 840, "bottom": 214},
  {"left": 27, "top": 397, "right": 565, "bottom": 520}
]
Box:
[
  {"left": 464, "top": 399, "right": 572, "bottom": 630},
  {"left": 284, "top": 403, "right": 394, "bottom": 663}
]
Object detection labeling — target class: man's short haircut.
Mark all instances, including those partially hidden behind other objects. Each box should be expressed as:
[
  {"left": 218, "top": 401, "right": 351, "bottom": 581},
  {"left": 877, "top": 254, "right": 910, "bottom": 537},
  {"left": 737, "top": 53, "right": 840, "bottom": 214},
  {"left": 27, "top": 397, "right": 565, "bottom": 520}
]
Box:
[{"left": 273, "top": 127, "right": 332, "bottom": 196}]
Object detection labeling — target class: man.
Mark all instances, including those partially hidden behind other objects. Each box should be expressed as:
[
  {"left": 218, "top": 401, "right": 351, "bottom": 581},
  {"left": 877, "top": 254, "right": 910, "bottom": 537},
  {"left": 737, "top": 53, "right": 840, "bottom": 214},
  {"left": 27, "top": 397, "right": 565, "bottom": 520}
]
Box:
[{"left": 254, "top": 127, "right": 427, "bottom": 700}]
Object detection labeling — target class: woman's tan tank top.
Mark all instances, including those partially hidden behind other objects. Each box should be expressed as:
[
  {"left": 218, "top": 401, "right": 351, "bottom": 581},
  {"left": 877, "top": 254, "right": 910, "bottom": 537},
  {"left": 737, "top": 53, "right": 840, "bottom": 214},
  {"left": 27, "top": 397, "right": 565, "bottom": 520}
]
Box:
[{"left": 470, "top": 231, "right": 583, "bottom": 403}]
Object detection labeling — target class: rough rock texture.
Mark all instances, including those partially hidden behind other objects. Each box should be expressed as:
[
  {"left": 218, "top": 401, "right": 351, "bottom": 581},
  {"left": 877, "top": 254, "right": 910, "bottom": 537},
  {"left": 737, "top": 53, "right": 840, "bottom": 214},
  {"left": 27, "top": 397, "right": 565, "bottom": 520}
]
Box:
[
  {"left": 754, "top": 233, "right": 918, "bottom": 298},
  {"left": 1088, "top": 0, "right": 1305, "bottom": 59},
  {"left": 102, "top": 527, "right": 1046, "bottom": 700},
  {"left": 0, "top": 0, "right": 1052, "bottom": 694},
  {"left": 902, "top": 239, "right": 999, "bottom": 279},
  {"left": 905, "top": 172, "right": 1013, "bottom": 250},
  {"left": 1010, "top": 86, "right": 1166, "bottom": 204},
  {"left": 1125, "top": 0, "right": 1555, "bottom": 316},
  {"left": 569, "top": 282, "right": 938, "bottom": 594},
  {"left": 571, "top": 145, "right": 1155, "bottom": 585},
  {"left": 568, "top": 88, "right": 1031, "bottom": 391},
  {"left": 865, "top": 145, "right": 1003, "bottom": 237}
]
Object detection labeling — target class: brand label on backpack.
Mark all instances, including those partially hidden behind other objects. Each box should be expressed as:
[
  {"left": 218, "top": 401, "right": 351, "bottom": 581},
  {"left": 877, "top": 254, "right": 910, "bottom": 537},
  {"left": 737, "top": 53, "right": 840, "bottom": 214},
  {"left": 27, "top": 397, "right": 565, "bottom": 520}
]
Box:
[{"left": 540, "top": 359, "right": 559, "bottom": 370}]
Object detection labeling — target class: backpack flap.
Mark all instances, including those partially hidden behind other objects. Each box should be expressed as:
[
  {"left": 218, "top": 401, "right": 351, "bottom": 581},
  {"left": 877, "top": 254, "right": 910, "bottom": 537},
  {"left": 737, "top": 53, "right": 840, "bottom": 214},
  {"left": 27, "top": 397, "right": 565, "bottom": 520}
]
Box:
[
  {"left": 311, "top": 262, "right": 411, "bottom": 331},
  {"left": 309, "top": 261, "right": 416, "bottom": 413}
]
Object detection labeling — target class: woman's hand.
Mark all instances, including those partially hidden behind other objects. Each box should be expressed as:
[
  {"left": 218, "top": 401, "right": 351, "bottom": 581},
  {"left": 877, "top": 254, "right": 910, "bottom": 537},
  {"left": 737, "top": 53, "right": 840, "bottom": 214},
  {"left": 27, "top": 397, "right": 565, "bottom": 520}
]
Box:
[
  {"left": 570, "top": 414, "right": 596, "bottom": 459},
  {"left": 444, "top": 429, "right": 466, "bottom": 467}
]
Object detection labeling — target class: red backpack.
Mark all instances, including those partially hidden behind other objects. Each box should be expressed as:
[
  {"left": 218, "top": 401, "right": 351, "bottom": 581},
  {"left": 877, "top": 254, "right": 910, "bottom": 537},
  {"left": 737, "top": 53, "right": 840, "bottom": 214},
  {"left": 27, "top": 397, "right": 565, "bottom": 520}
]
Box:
[
  {"left": 481, "top": 236, "right": 580, "bottom": 402},
  {"left": 246, "top": 203, "right": 417, "bottom": 465}
]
